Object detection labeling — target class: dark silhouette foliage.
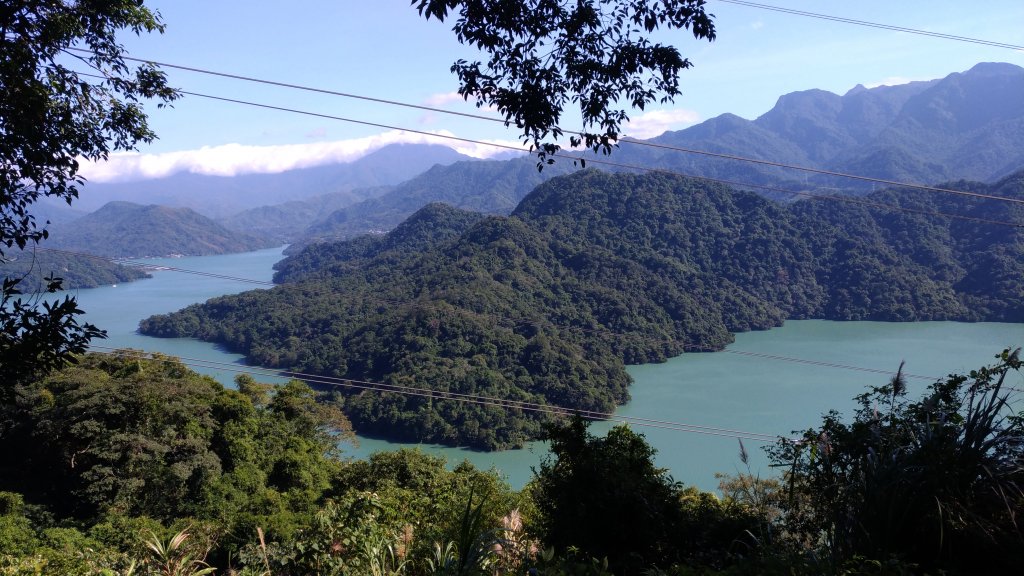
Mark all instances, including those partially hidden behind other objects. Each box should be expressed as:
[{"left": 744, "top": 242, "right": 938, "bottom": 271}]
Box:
[
  {"left": 532, "top": 417, "right": 690, "bottom": 573},
  {"left": 0, "top": 1, "right": 177, "bottom": 387},
  {"left": 771, "top": 349, "right": 1024, "bottom": 574},
  {"left": 413, "top": 0, "right": 716, "bottom": 161}
]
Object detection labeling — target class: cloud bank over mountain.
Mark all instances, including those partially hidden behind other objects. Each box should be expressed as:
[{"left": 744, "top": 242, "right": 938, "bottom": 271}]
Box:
[
  {"left": 622, "top": 109, "right": 701, "bottom": 139},
  {"left": 79, "top": 130, "right": 527, "bottom": 183}
]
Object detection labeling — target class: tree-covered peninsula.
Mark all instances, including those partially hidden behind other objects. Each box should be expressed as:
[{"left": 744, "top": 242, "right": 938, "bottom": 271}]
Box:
[
  {"left": 0, "top": 249, "right": 149, "bottom": 292},
  {"left": 140, "top": 170, "right": 1024, "bottom": 449}
]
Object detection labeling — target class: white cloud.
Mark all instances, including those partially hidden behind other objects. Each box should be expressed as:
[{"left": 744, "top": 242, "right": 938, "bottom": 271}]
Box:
[
  {"left": 750, "top": 21, "right": 764, "bottom": 30},
  {"left": 621, "top": 109, "right": 700, "bottom": 139},
  {"left": 422, "top": 92, "right": 499, "bottom": 115},
  {"left": 863, "top": 76, "right": 916, "bottom": 89},
  {"left": 422, "top": 92, "right": 468, "bottom": 107},
  {"left": 78, "top": 130, "right": 531, "bottom": 183}
]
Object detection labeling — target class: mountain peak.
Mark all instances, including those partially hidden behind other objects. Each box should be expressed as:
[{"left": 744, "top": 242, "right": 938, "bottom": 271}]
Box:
[
  {"left": 845, "top": 84, "right": 868, "bottom": 96},
  {"left": 964, "top": 61, "right": 1023, "bottom": 77},
  {"left": 359, "top": 143, "right": 468, "bottom": 164}
]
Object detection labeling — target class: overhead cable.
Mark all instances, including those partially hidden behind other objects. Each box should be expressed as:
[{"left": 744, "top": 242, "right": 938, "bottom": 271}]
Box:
[
  {"left": 63, "top": 49, "right": 1024, "bottom": 207},
  {"left": 715, "top": 0, "right": 1024, "bottom": 51},
  {"left": 89, "top": 345, "right": 790, "bottom": 443},
  {"left": 139, "top": 87, "right": 1023, "bottom": 228}
]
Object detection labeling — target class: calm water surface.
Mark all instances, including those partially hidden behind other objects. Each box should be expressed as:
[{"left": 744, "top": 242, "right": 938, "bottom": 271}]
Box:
[{"left": 58, "top": 248, "right": 1024, "bottom": 491}]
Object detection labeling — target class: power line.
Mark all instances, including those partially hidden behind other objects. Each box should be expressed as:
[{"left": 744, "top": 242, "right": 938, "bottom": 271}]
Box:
[
  {"left": 148, "top": 87, "right": 1022, "bottom": 228},
  {"left": 723, "top": 350, "right": 940, "bottom": 381},
  {"left": 64, "top": 47, "right": 507, "bottom": 126},
  {"left": 35, "top": 247, "right": 275, "bottom": 286},
  {"left": 64, "top": 50, "right": 1024, "bottom": 208},
  {"left": 88, "top": 345, "right": 790, "bottom": 443},
  {"left": 715, "top": 0, "right": 1024, "bottom": 51}
]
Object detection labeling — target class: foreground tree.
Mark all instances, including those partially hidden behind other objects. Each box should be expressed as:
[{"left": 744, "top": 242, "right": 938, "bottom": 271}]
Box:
[
  {"left": 0, "top": 1, "right": 178, "bottom": 387},
  {"left": 772, "top": 349, "right": 1024, "bottom": 574},
  {"left": 531, "top": 418, "right": 686, "bottom": 572},
  {"left": 531, "top": 417, "right": 766, "bottom": 574},
  {"left": 414, "top": 0, "right": 716, "bottom": 160},
  {"left": 0, "top": 1, "right": 178, "bottom": 250}
]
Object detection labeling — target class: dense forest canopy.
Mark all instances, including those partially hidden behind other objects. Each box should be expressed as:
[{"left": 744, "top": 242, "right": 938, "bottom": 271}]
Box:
[
  {"left": 141, "top": 169, "right": 1024, "bottom": 449},
  {"left": 0, "top": 249, "right": 149, "bottom": 293},
  {"left": 1, "top": 350, "right": 1019, "bottom": 575}
]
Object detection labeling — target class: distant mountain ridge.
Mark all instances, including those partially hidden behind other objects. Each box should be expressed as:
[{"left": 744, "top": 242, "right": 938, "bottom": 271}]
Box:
[
  {"left": 47, "top": 201, "right": 277, "bottom": 258},
  {"left": 266, "top": 62, "right": 1024, "bottom": 249},
  {"left": 64, "top": 143, "right": 474, "bottom": 218},
  {"left": 611, "top": 62, "right": 1024, "bottom": 188},
  {"left": 284, "top": 154, "right": 577, "bottom": 251},
  {"left": 219, "top": 186, "right": 393, "bottom": 244}
]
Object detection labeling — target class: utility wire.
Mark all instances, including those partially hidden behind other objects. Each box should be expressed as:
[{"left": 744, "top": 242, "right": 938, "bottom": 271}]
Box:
[
  {"left": 147, "top": 87, "right": 1024, "bottom": 228},
  {"left": 715, "top": 0, "right": 1024, "bottom": 51},
  {"left": 64, "top": 48, "right": 507, "bottom": 126},
  {"left": 89, "top": 345, "right": 790, "bottom": 442},
  {"left": 64, "top": 49, "right": 1024, "bottom": 207}
]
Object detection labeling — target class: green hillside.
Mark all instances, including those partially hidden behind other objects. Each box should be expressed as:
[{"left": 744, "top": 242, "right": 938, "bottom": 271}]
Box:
[
  {"left": 48, "top": 201, "right": 278, "bottom": 258},
  {"left": 286, "top": 155, "right": 574, "bottom": 252},
  {"left": 140, "top": 170, "right": 1024, "bottom": 449},
  {"left": 0, "top": 248, "right": 149, "bottom": 292}
]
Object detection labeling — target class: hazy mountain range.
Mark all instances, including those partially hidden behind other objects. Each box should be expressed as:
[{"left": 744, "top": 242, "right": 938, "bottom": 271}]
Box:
[
  {"left": 45, "top": 201, "right": 277, "bottom": 258},
  {"left": 35, "top": 62, "right": 1024, "bottom": 262},
  {"left": 247, "top": 62, "right": 1024, "bottom": 248},
  {"left": 282, "top": 155, "right": 577, "bottom": 251},
  {"left": 612, "top": 62, "right": 1024, "bottom": 189},
  {"left": 60, "top": 143, "right": 473, "bottom": 217}
]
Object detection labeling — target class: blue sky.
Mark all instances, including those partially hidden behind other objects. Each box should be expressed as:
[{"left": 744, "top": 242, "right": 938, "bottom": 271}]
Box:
[{"left": 81, "top": 0, "right": 1024, "bottom": 182}]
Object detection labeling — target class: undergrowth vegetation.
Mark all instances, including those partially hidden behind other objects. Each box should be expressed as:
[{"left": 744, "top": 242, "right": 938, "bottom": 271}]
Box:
[{"left": 0, "top": 349, "right": 1020, "bottom": 574}]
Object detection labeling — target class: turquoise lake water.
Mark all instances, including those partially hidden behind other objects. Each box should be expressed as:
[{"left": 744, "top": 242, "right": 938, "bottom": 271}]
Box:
[{"left": 54, "top": 247, "right": 1024, "bottom": 491}]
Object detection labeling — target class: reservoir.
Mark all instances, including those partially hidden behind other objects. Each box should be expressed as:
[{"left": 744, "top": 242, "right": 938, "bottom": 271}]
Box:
[{"left": 58, "top": 247, "right": 1024, "bottom": 491}]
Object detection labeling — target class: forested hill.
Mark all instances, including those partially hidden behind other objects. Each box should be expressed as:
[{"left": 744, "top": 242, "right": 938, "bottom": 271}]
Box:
[
  {"left": 47, "top": 201, "right": 278, "bottom": 258},
  {"left": 140, "top": 169, "right": 1024, "bottom": 449},
  {"left": 286, "top": 155, "right": 574, "bottom": 252},
  {"left": 0, "top": 248, "right": 149, "bottom": 292}
]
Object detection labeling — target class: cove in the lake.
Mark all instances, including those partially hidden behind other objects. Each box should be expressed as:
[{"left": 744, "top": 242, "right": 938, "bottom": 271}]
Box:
[{"left": 56, "top": 247, "right": 1023, "bottom": 491}]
